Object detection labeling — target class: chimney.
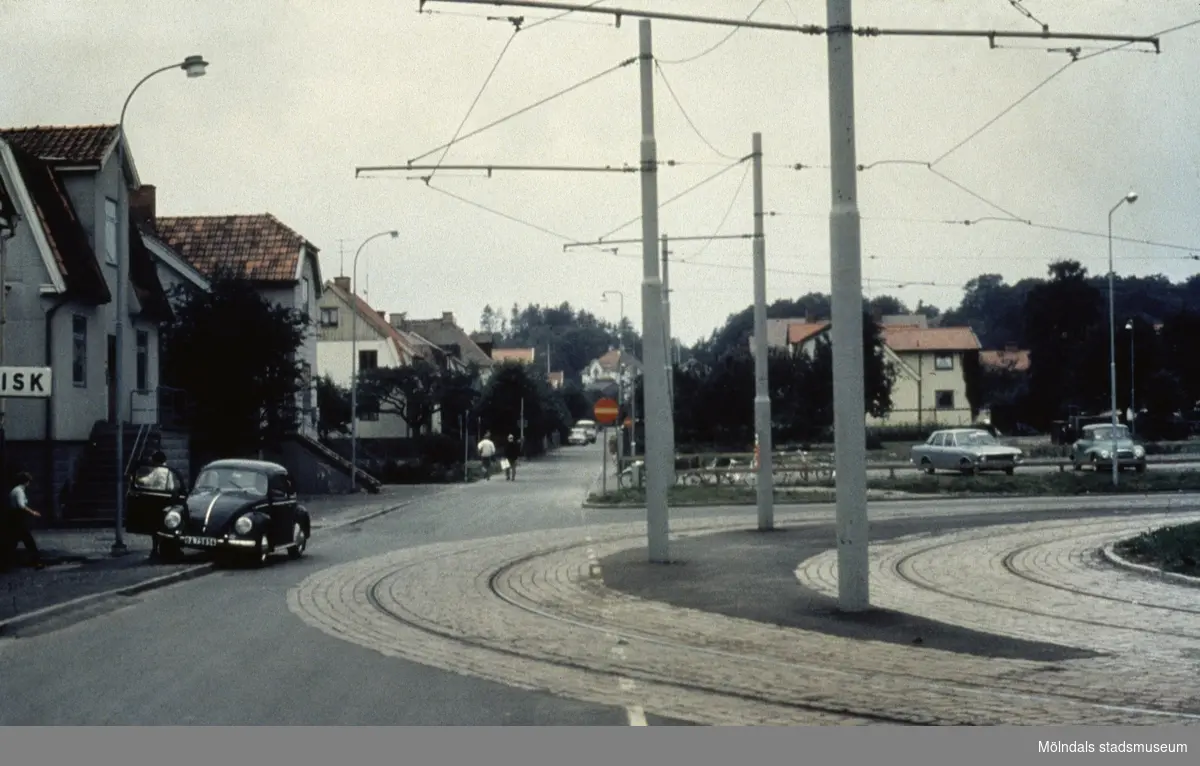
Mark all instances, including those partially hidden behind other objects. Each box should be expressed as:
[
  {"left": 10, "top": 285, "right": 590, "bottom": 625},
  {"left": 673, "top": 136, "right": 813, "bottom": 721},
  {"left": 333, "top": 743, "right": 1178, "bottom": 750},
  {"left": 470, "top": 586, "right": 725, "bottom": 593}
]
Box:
[
  {"left": 130, "top": 184, "right": 155, "bottom": 227},
  {"left": 333, "top": 276, "right": 351, "bottom": 292},
  {"left": 389, "top": 313, "right": 405, "bottom": 328},
  {"left": 442, "top": 311, "right": 455, "bottom": 324},
  {"left": 804, "top": 310, "right": 813, "bottom": 323},
  {"left": 377, "top": 310, "right": 385, "bottom": 319}
]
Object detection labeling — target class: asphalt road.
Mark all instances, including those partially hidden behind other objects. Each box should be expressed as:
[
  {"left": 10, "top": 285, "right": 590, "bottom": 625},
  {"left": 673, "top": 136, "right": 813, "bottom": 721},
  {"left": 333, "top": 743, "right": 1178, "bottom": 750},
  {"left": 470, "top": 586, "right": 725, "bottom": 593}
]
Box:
[
  {"left": 1, "top": 444, "right": 1194, "bottom": 725},
  {"left": 0, "top": 445, "right": 689, "bottom": 726}
]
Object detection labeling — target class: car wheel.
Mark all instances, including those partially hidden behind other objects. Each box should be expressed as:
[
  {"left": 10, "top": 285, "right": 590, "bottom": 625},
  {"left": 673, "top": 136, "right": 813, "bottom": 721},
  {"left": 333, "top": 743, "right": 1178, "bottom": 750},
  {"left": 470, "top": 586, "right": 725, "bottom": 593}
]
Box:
[
  {"left": 1135, "top": 463, "right": 1147, "bottom": 474},
  {"left": 289, "top": 522, "right": 308, "bottom": 559},
  {"left": 920, "top": 458, "right": 934, "bottom": 475},
  {"left": 251, "top": 532, "right": 270, "bottom": 568},
  {"left": 1004, "top": 466, "right": 1014, "bottom": 476},
  {"left": 959, "top": 460, "right": 976, "bottom": 476}
]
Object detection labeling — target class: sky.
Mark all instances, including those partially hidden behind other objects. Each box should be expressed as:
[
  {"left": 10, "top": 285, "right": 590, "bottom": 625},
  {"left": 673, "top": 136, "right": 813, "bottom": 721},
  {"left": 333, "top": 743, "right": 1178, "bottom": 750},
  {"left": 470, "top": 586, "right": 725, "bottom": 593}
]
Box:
[{"left": 3, "top": 0, "right": 1199, "bottom": 349}]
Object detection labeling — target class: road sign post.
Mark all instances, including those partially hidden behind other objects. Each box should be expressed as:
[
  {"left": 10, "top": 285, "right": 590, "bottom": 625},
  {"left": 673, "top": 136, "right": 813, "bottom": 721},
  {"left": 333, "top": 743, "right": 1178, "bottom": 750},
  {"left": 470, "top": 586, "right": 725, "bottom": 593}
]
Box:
[{"left": 594, "top": 397, "right": 619, "bottom": 493}]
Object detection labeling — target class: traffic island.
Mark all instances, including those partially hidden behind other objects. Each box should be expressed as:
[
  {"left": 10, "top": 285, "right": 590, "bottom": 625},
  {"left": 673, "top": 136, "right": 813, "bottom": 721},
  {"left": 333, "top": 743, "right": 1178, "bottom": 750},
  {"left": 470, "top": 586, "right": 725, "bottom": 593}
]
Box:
[
  {"left": 585, "top": 470, "right": 1200, "bottom": 507},
  {"left": 1105, "top": 521, "right": 1200, "bottom": 583}
]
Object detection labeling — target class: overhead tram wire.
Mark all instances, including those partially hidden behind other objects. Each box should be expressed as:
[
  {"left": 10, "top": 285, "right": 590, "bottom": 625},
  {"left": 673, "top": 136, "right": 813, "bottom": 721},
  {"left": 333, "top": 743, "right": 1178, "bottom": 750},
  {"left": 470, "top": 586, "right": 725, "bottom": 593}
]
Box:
[
  {"left": 654, "top": 0, "right": 769, "bottom": 66},
  {"left": 596, "top": 156, "right": 751, "bottom": 241},
  {"left": 687, "top": 162, "right": 751, "bottom": 260}
]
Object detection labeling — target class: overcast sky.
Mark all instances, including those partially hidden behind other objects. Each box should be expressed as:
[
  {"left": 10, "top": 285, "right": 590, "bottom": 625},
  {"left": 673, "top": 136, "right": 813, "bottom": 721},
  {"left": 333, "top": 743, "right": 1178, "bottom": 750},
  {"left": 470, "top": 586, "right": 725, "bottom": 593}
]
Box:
[{"left": 3, "top": 0, "right": 1198, "bottom": 348}]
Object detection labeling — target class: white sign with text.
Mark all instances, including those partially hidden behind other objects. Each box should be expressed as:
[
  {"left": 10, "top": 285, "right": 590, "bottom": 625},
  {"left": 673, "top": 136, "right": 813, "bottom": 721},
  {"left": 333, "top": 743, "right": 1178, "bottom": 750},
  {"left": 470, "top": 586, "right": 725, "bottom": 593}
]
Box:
[{"left": 0, "top": 366, "right": 52, "bottom": 398}]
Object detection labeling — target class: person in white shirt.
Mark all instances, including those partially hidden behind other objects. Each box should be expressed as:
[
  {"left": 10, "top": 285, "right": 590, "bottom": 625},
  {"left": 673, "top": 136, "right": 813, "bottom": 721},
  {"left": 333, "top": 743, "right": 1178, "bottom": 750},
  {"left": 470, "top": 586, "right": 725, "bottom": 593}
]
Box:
[
  {"left": 476, "top": 432, "right": 497, "bottom": 480},
  {"left": 4, "top": 471, "right": 44, "bottom": 571}
]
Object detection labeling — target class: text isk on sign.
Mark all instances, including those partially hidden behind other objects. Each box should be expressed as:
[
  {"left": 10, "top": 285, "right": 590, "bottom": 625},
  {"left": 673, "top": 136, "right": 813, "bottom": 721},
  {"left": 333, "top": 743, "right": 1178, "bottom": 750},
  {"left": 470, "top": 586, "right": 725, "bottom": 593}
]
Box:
[{"left": 0, "top": 367, "right": 52, "bottom": 398}]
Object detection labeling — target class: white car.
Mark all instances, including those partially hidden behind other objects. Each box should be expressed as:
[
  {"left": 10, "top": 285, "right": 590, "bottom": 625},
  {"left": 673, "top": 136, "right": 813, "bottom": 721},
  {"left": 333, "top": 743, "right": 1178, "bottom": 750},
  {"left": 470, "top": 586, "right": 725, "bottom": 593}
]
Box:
[
  {"left": 574, "top": 420, "right": 598, "bottom": 443},
  {"left": 567, "top": 428, "right": 589, "bottom": 445}
]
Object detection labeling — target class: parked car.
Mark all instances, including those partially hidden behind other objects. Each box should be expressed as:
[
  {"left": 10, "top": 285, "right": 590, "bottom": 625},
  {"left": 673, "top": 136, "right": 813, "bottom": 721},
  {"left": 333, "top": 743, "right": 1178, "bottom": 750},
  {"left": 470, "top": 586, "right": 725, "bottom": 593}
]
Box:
[
  {"left": 1071, "top": 423, "right": 1146, "bottom": 473},
  {"left": 575, "top": 420, "right": 598, "bottom": 443},
  {"left": 567, "top": 427, "right": 590, "bottom": 446},
  {"left": 155, "top": 459, "right": 311, "bottom": 566},
  {"left": 910, "top": 428, "right": 1024, "bottom": 475}
]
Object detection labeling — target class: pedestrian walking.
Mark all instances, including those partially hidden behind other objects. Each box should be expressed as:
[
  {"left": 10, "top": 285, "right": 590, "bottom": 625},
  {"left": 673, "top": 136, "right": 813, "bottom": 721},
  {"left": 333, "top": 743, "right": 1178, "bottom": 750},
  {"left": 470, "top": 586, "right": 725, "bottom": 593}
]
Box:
[
  {"left": 3, "top": 472, "right": 44, "bottom": 571},
  {"left": 476, "top": 432, "right": 496, "bottom": 480},
  {"left": 503, "top": 434, "right": 521, "bottom": 481}
]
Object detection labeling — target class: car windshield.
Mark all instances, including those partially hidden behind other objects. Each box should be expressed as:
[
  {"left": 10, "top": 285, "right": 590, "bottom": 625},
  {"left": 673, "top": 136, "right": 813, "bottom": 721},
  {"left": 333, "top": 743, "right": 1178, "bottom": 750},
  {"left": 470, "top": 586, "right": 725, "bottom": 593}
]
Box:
[
  {"left": 1089, "top": 426, "right": 1129, "bottom": 441},
  {"left": 957, "top": 432, "right": 998, "bottom": 446},
  {"left": 191, "top": 468, "right": 269, "bottom": 497}
]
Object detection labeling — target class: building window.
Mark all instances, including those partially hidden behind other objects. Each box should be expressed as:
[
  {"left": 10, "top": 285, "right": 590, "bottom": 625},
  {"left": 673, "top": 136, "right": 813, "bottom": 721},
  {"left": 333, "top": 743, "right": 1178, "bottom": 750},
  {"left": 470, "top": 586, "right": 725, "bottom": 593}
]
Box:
[
  {"left": 360, "top": 409, "right": 380, "bottom": 422},
  {"left": 320, "top": 307, "right": 339, "bottom": 327},
  {"left": 72, "top": 314, "right": 87, "bottom": 387},
  {"left": 934, "top": 353, "right": 954, "bottom": 371},
  {"left": 935, "top": 390, "right": 955, "bottom": 410},
  {"left": 301, "top": 277, "right": 310, "bottom": 308},
  {"left": 136, "top": 330, "right": 149, "bottom": 390},
  {"left": 358, "top": 349, "right": 378, "bottom": 371},
  {"left": 104, "top": 198, "right": 118, "bottom": 265}
]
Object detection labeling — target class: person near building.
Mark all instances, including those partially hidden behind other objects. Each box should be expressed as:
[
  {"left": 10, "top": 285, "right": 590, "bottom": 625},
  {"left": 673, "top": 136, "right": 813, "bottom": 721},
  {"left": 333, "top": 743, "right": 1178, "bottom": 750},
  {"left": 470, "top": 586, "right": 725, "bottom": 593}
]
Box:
[
  {"left": 476, "top": 432, "right": 496, "bottom": 480},
  {"left": 3, "top": 472, "right": 44, "bottom": 571},
  {"left": 503, "top": 434, "right": 522, "bottom": 481}
]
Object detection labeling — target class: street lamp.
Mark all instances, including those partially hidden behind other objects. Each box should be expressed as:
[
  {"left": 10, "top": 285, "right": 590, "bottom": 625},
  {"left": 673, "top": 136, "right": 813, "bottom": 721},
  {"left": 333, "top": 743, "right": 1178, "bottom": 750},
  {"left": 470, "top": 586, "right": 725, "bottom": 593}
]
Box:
[
  {"left": 1125, "top": 319, "right": 1135, "bottom": 436},
  {"left": 602, "top": 290, "right": 626, "bottom": 461},
  {"left": 1106, "top": 191, "right": 1137, "bottom": 488},
  {"left": 349, "top": 230, "right": 399, "bottom": 491},
  {"left": 113, "top": 55, "right": 208, "bottom": 556}
]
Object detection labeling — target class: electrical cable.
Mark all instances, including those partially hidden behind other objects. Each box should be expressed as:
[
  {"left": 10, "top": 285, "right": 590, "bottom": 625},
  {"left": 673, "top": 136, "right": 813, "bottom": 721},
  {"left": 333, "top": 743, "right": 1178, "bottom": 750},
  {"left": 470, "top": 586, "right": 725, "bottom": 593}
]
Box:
[
  {"left": 654, "top": 60, "right": 744, "bottom": 161},
  {"left": 408, "top": 57, "right": 637, "bottom": 164},
  {"left": 1007, "top": 1, "right": 1049, "bottom": 32},
  {"left": 689, "top": 162, "right": 751, "bottom": 260},
  {"left": 1075, "top": 17, "right": 1200, "bottom": 61},
  {"left": 655, "top": 0, "right": 768, "bottom": 66},
  {"left": 927, "top": 167, "right": 1024, "bottom": 220},
  {"left": 597, "top": 156, "right": 750, "bottom": 241},
  {"left": 522, "top": 0, "right": 613, "bottom": 32},
  {"left": 429, "top": 29, "right": 520, "bottom": 181}
]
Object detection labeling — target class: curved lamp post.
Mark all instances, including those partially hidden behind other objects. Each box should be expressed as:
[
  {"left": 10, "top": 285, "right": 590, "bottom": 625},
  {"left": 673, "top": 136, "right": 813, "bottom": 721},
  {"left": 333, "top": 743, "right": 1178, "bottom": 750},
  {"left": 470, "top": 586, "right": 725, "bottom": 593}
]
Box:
[
  {"left": 1106, "top": 191, "right": 1137, "bottom": 488},
  {"left": 113, "top": 55, "right": 208, "bottom": 556},
  {"left": 349, "top": 230, "right": 399, "bottom": 491}
]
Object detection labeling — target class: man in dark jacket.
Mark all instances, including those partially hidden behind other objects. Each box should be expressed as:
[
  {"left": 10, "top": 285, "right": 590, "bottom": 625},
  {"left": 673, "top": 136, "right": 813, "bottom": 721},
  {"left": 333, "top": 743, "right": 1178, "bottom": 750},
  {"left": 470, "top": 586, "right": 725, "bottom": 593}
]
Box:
[{"left": 503, "top": 434, "right": 522, "bottom": 481}]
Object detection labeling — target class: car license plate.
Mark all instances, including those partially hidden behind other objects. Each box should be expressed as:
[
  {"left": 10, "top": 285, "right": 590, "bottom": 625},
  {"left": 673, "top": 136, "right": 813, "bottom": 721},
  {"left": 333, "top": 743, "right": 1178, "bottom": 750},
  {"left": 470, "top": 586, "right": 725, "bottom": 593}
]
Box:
[{"left": 181, "top": 536, "right": 219, "bottom": 547}]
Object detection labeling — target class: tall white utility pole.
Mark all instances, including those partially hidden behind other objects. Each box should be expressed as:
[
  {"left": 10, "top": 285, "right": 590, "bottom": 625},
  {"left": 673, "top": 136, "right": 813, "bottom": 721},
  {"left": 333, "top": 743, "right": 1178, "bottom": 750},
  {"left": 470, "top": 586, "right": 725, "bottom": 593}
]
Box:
[
  {"left": 637, "top": 18, "right": 671, "bottom": 563},
  {"left": 826, "top": 0, "right": 870, "bottom": 611},
  {"left": 660, "top": 233, "right": 675, "bottom": 473},
  {"left": 750, "top": 132, "right": 774, "bottom": 532}
]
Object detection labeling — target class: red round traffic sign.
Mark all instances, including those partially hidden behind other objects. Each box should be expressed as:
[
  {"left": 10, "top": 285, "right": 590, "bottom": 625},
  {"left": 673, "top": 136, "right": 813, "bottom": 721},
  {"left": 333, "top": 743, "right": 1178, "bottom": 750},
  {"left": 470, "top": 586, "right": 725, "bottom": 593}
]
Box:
[{"left": 593, "top": 397, "right": 619, "bottom": 425}]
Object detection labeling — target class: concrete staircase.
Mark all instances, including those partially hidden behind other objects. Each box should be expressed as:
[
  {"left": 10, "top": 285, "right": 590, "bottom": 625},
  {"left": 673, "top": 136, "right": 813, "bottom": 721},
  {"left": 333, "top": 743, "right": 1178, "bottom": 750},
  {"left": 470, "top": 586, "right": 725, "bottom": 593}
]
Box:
[
  {"left": 289, "top": 431, "right": 382, "bottom": 494},
  {"left": 62, "top": 421, "right": 191, "bottom": 524}
]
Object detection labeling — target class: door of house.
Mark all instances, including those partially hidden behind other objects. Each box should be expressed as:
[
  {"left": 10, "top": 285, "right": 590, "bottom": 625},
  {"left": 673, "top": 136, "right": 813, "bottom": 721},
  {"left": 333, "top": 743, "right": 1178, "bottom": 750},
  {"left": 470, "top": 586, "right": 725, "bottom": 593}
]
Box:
[{"left": 107, "top": 333, "right": 117, "bottom": 423}]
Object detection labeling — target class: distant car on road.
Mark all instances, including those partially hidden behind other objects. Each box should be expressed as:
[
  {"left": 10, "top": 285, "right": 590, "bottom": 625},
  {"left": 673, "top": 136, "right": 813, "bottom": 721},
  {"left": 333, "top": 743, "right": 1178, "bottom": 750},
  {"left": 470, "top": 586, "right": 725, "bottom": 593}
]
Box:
[
  {"left": 155, "top": 459, "right": 311, "bottom": 567},
  {"left": 574, "top": 420, "right": 598, "bottom": 443},
  {"left": 1071, "top": 423, "right": 1146, "bottom": 473},
  {"left": 910, "top": 428, "right": 1024, "bottom": 475},
  {"left": 567, "top": 427, "right": 589, "bottom": 446}
]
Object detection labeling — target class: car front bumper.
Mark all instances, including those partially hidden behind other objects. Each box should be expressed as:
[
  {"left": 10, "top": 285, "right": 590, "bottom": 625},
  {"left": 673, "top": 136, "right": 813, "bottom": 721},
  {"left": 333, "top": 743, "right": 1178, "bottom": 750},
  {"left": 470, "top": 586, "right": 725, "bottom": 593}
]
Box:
[
  {"left": 157, "top": 530, "right": 258, "bottom": 551},
  {"left": 1093, "top": 455, "right": 1147, "bottom": 468}
]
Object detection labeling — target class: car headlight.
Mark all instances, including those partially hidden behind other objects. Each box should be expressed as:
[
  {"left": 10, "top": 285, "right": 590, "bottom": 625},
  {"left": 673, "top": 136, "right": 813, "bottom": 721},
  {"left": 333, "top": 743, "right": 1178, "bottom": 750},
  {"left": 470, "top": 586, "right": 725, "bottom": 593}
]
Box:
[
  {"left": 1100, "top": 450, "right": 1111, "bottom": 459},
  {"left": 164, "top": 510, "right": 182, "bottom": 529},
  {"left": 234, "top": 516, "right": 254, "bottom": 536},
  {"left": 1134, "top": 446, "right": 1145, "bottom": 457}
]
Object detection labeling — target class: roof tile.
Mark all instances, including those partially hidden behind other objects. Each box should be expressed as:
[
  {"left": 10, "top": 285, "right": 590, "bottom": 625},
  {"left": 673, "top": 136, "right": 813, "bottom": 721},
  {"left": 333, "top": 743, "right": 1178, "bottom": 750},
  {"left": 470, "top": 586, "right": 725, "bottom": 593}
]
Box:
[
  {"left": 155, "top": 214, "right": 314, "bottom": 283},
  {"left": 0, "top": 125, "right": 118, "bottom": 164},
  {"left": 882, "top": 326, "right": 981, "bottom": 352}
]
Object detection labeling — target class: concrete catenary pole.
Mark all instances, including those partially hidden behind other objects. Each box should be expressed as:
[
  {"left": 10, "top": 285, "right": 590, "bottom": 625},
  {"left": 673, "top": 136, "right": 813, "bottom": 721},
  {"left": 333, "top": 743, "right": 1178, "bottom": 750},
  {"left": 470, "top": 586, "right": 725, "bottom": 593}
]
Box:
[
  {"left": 750, "top": 132, "right": 774, "bottom": 531},
  {"left": 637, "top": 19, "right": 671, "bottom": 563},
  {"left": 826, "top": 0, "right": 869, "bottom": 611}
]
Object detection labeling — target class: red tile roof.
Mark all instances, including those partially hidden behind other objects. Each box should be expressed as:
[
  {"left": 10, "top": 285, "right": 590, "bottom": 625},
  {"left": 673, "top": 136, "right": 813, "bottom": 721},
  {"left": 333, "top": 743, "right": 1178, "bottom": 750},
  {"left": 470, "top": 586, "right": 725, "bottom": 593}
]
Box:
[
  {"left": 882, "top": 326, "right": 981, "bottom": 352},
  {"left": 787, "top": 321, "right": 830, "bottom": 345},
  {"left": 0, "top": 125, "right": 118, "bottom": 164},
  {"left": 980, "top": 349, "right": 1031, "bottom": 372},
  {"left": 155, "top": 214, "right": 315, "bottom": 283}
]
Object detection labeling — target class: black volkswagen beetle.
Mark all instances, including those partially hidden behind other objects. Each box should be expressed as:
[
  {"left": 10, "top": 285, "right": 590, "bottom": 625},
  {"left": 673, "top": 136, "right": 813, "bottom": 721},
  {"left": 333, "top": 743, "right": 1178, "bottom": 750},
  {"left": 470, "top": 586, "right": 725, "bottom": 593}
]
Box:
[{"left": 155, "top": 459, "right": 311, "bottom": 566}]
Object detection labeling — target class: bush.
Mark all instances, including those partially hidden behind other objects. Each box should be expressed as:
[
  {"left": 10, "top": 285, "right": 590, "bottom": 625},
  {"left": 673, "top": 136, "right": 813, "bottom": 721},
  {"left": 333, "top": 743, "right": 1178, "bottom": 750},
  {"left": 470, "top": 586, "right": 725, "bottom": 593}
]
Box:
[{"left": 1114, "top": 521, "right": 1200, "bottom": 577}]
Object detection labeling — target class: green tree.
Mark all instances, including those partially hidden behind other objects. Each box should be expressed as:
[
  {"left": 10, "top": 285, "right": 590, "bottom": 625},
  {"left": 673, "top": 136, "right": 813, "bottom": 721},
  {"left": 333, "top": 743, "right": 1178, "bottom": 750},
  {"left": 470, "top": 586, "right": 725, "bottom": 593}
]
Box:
[
  {"left": 161, "top": 272, "right": 309, "bottom": 458},
  {"left": 358, "top": 358, "right": 478, "bottom": 435},
  {"left": 474, "top": 362, "right": 571, "bottom": 455},
  {"left": 316, "top": 375, "right": 351, "bottom": 440}
]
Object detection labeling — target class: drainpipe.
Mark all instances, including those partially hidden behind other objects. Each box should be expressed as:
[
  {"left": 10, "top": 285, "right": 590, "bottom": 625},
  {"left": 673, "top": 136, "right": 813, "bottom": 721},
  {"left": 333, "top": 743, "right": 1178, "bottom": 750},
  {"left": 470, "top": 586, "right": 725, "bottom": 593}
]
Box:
[{"left": 44, "top": 294, "right": 70, "bottom": 516}]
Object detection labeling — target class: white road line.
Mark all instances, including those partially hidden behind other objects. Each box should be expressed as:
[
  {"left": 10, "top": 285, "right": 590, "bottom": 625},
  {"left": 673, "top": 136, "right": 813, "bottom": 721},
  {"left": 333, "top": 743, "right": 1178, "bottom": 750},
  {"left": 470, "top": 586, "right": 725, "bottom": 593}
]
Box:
[{"left": 626, "top": 705, "right": 648, "bottom": 726}]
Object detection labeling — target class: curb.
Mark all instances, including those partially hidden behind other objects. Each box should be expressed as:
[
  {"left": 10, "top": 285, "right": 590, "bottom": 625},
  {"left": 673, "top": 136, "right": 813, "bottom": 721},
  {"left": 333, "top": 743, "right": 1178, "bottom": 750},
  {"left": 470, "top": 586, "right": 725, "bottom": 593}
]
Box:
[
  {"left": 313, "top": 484, "right": 462, "bottom": 531},
  {"left": 582, "top": 489, "right": 1200, "bottom": 510},
  {"left": 1099, "top": 543, "right": 1200, "bottom": 589},
  {"left": 0, "top": 561, "right": 215, "bottom": 637},
  {"left": 0, "top": 486, "right": 458, "bottom": 638}
]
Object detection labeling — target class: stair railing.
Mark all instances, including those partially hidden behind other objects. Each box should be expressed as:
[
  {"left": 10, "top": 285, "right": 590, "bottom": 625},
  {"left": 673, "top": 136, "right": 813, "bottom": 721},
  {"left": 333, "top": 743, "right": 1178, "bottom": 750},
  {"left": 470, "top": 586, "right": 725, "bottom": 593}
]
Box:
[{"left": 125, "top": 423, "right": 150, "bottom": 479}]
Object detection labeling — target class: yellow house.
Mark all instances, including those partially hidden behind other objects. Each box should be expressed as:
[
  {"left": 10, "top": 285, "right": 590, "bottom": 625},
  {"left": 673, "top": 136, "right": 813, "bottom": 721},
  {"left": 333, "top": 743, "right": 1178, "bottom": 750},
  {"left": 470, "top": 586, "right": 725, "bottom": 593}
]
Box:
[{"left": 868, "top": 321, "right": 982, "bottom": 428}]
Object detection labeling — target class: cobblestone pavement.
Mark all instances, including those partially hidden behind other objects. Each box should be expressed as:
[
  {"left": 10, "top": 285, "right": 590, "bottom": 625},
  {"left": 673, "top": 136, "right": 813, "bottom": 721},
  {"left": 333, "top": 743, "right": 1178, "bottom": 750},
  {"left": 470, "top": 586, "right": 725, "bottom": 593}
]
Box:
[{"left": 287, "top": 507, "right": 1200, "bottom": 726}]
